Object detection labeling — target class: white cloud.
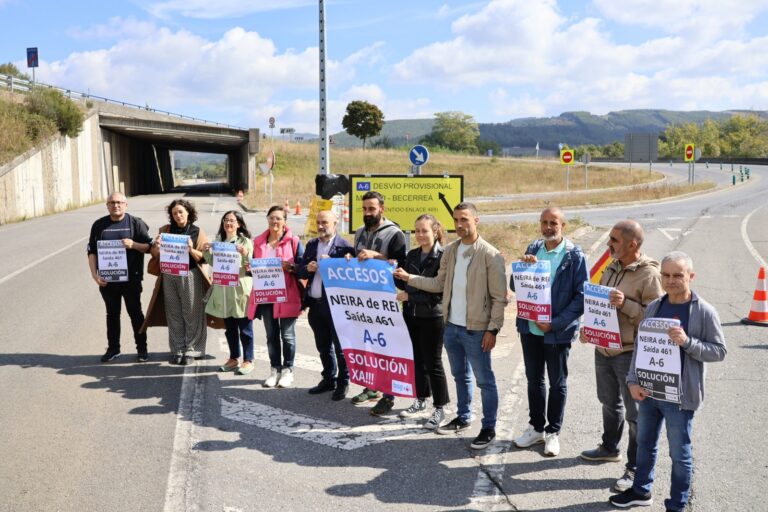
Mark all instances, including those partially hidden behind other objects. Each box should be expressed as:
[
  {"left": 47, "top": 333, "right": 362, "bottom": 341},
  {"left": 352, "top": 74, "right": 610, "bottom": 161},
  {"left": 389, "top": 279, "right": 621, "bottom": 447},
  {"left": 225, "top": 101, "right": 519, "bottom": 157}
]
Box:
[
  {"left": 392, "top": 0, "right": 768, "bottom": 116},
  {"left": 145, "top": 0, "right": 315, "bottom": 19}
]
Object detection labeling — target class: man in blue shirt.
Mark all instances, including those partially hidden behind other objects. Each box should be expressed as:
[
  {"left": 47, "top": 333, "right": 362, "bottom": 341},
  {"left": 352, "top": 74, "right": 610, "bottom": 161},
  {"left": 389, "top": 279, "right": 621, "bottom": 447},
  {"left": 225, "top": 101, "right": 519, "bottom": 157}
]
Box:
[{"left": 511, "top": 207, "right": 587, "bottom": 456}]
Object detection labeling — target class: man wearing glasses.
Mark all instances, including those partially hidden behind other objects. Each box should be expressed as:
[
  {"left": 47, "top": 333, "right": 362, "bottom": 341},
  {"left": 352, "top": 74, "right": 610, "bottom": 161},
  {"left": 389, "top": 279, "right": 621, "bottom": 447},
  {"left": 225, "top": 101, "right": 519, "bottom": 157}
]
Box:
[{"left": 87, "top": 192, "right": 153, "bottom": 362}]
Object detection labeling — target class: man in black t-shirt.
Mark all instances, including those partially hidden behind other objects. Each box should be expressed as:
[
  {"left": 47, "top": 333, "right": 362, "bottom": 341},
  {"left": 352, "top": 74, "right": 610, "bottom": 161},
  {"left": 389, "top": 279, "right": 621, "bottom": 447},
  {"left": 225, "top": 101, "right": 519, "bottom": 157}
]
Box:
[{"left": 87, "top": 192, "right": 153, "bottom": 362}]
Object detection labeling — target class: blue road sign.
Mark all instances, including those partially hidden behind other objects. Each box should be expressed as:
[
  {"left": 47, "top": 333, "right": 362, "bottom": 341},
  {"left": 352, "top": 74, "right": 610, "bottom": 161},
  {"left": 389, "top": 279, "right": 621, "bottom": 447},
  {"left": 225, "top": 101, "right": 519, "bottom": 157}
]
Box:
[
  {"left": 409, "top": 145, "right": 429, "bottom": 166},
  {"left": 27, "top": 47, "right": 39, "bottom": 68}
]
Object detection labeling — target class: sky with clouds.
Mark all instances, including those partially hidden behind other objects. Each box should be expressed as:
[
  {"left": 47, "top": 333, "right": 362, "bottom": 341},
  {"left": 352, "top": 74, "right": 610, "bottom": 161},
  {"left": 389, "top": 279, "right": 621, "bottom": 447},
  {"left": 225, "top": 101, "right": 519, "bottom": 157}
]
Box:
[{"left": 2, "top": 0, "right": 767, "bottom": 134}]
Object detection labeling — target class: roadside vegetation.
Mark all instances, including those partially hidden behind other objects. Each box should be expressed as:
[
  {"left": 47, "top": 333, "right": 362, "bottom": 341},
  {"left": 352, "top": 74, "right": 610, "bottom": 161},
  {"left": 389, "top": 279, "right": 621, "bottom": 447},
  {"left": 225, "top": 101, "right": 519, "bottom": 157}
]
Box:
[{"left": 0, "top": 63, "right": 86, "bottom": 166}]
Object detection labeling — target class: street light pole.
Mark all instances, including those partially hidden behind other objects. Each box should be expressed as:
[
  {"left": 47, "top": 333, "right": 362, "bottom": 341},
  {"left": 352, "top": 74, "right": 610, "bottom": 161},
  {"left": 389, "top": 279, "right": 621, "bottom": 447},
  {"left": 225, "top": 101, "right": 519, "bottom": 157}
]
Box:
[{"left": 318, "top": 0, "right": 329, "bottom": 176}]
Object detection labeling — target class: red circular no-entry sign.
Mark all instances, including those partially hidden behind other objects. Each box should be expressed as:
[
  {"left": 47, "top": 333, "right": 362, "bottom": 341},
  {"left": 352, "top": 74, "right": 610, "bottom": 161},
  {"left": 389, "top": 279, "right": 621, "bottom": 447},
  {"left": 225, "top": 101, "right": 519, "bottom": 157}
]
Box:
[{"left": 561, "top": 150, "right": 574, "bottom": 164}]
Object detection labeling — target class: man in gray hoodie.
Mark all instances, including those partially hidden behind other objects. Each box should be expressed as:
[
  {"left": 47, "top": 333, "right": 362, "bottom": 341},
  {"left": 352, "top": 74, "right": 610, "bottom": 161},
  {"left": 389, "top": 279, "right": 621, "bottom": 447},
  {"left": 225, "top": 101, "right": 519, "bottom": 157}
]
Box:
[
  {"left": 609, "top": 251, "right": 726, "bottom": 511},
  {"left": 579, "top": 220, "right": 663, "bottom": 493}
]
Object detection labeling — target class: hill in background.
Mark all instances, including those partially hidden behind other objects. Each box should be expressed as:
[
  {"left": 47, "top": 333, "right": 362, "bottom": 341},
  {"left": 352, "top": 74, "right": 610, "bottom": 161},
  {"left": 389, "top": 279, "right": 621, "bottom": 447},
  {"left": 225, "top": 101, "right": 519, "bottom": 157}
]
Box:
[{"left": 328, "top": 109, "right": 767, "bottom": 150}]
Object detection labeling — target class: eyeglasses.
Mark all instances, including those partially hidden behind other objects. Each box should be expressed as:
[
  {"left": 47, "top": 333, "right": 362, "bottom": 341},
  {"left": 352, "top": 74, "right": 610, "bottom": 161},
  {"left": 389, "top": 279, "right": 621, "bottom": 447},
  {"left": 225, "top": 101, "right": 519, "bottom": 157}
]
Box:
[{"left": 107, "top": 201, "right": 126, "bottom": 205}]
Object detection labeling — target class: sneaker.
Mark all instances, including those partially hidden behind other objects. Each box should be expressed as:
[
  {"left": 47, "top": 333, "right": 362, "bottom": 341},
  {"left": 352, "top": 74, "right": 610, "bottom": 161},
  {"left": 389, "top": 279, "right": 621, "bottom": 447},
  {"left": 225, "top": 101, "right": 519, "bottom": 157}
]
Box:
[
  {"left": 137, "top": 352, "right": 149, "bottom": 363},
  {"left": 180, "top": 355, "right": 193, "bottom": 366},
  {"left": 370, "top": 396, "right": 395, "bottom": 416},
  {"left": 332, "top": 383, "right": 349, "bottom": 401},
  {"left": 423, "top": 407, "right": 446, "bottom": 430},
  {"left": 581, "top": 444, "right": 622, "bottom": 462},
  {"left": 100, "top": 348, "right": 121, "bottom": 363},
  {"left": 308, "top": 380, "right": 336, "bottom": 394},
  {"left": 170, "top": 354, "right": 183, "bottom": 365},
  {"left": 277, "top": 368, "right": 294, "bottom": 388},
  {"left": 351, "top": 388, "right": 382, "bottom": 405},
  {"left": 544, "top": 432, "right": 560, "bottom": 456},
  {"left": 609, "top": 488, "right": 652, "bottom": 508},
  {"left": 398, "top": 398, "right": 427, "bottom": 418},
  {"left": 263, "top": 367, "right": 280, "bottom": 387},
  {"left": 237, "top": 361, "right": 255, "bottom": 375},
  {"left": 470, "top": 428, "right": 497, "bottom": 450},
  {"left": 614, "top": 469, "right": 635, "bottom": 492},
  {"left": 219, "top": 359, "right": 240, "bottom": 372},
  {"left": 513, "top": 425, "right": 545, "bottom": 448},
  {"left": 436, "top": 417, "right": 472, "bottom": 435}
]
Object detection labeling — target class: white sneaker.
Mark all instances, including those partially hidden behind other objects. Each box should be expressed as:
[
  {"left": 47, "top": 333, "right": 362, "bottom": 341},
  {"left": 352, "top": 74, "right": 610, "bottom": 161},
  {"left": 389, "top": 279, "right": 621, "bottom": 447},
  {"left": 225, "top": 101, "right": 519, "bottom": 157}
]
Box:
[
  {"left": 614, "top": 469, "right": 635, "bottom": 492},
  {"left": 263, "top": 367, "right": 280, "bottom": 388},
  {"left": 277, "top": 368, "right": 294, "bottom": 388},
  {"left": 513, "top": 426, "right": 545, "bottom": 448},
  {"left": 398, "top": 398, "right": 427, "bottom": 418},
  {"left": 544, "top": 432, "right": 560, "bottom": 456}
]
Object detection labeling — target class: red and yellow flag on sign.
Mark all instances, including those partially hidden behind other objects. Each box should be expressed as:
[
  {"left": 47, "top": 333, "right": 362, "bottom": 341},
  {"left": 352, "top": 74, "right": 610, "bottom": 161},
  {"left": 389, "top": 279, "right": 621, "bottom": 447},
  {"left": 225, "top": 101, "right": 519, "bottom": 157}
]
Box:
[{"left": 590, "top": 248, "right": 613, "bottom": 284}]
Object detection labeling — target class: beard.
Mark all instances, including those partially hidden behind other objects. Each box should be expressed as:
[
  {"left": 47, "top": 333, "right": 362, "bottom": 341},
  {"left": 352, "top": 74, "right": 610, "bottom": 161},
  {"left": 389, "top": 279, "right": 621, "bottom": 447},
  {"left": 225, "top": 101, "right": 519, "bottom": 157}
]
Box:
[{"left": 363, "top": 213, "right": 381, "bottom": 229}]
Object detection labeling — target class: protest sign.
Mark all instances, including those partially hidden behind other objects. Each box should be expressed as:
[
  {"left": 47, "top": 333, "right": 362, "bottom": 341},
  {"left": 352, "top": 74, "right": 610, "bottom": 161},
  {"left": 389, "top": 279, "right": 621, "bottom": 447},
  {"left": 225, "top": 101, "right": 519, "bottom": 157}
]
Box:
[
  {"left": 160, "top": 233, "right": 190, "bottom": 276},
  {"left": 319, "top": 258, "right": 415, "bottom": 397},
  {"left": 635, "top": 318, "right": 682, "bottom": 403},
  {"left": 582, "top": 282, "right": 622, "bottom": 349},
  {"left": 212, "top": 242, "right": 240, "bottom": 287},
  {"left": 250, "top": 257, "right": 287, "bottom": 303},
  {"left": 511, "top": 260, "right": 552, "bottom": 321},
  {"left": 96, "top": 240, "right": 128, "bottom": 282}
]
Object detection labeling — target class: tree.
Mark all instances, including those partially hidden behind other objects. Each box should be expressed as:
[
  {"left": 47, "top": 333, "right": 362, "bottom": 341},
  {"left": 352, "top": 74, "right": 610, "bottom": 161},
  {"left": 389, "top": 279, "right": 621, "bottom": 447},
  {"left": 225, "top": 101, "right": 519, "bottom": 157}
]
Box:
[
  {"left": 423, "top": 111, "right": 480, "bottom": 153},
  {"left": 342, "top": 100, "right": 384, "bottom": 150}
]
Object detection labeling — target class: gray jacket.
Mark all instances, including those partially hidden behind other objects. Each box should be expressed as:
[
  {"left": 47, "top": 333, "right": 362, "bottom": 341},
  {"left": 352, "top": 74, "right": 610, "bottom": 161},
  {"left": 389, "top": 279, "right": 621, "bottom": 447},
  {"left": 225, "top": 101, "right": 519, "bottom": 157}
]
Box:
[{"left": 627, "top": 291, "right": 727, "bottom": 411}]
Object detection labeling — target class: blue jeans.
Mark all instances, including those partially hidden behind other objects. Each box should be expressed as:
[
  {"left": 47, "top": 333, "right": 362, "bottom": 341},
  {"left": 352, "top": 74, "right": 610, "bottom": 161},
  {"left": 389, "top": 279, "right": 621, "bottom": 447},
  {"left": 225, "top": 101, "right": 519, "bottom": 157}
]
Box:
[
  {"left": 520, "top": 334, "right": 570, "bottom": 434},
  {"left": 443, "top": 322, "right": 498, "bottom": 429},
  {"left": 633, "top": 398, "right": 694, "bottom": 512},
  {"left": 224, "top": 317, "right": 254, "bottom": 361},
  {"left": 260, "top": 304, "right": 297, "bottom": 369}
]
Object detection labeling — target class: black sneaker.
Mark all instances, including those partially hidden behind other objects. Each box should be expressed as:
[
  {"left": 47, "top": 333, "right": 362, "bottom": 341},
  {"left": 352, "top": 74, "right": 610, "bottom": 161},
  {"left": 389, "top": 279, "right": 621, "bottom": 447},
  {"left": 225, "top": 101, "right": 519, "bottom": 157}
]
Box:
[
  {"left": 436, "top": 417, "right": 471, "bottom": 435},
  {"left": 609, "top": 488, "right": 652, "bottom": 508},
  {"left": 308, "top": 380, "right": 336, "bottom": 395},
  {"left": 332, "top": 383, "right": 349, "bottom": 401},
  {"left": 180, "top": 355, "right": 193, "bottom": 366},
  {"left": 101, "top": 348, "right": 121, "bottom": 363},
  {"left": 137, "top": 352, "right": 149, "bottom": 363},
  {"left": 470, "top": 428, "right": 496, "bottom": 450},
  {"left": 581, "top": 444, "right": 621, "bottom": 462}
]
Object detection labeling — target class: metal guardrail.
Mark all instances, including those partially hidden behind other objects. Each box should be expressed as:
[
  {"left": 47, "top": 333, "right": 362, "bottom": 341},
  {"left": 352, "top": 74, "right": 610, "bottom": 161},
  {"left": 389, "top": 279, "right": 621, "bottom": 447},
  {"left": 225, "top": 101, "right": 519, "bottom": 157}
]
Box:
[{"left": 0, "top": 72, "right": 245, "bottom": 131}]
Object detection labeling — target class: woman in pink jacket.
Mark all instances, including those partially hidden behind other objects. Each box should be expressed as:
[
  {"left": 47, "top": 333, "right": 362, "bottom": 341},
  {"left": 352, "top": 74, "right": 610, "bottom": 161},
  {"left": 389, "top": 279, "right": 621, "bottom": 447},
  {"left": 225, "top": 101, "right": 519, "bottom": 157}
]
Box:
[{"left": 248, "top": 205, "right": 305, "bottom": 388}]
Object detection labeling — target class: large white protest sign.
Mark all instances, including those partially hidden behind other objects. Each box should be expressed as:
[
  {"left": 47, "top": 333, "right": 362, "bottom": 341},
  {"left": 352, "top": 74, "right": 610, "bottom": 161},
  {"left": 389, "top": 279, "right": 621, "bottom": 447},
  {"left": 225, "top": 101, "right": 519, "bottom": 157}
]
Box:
[
  {"left": 160, "top": 233, "right": 190, "bottom": 276},
  {"left": 635, "top": 318, "right": 682, "bottom": 403},
  {"left": 212, "top": 242, "right": 240, "bottom": 287},
  {"left": 511, "top": 260, "right": 552, "bottom": 321},
  {"left": 319, "top": 259, "right": 415, "bottom": 398},
  {"left": 96, "top": 240, "right": 128, "bottom": 282},
  {"left": 582, "top": 282, "right": 622, "bottom": 349},
  {"left": 250, "top": 257, "right": 287, "bottom": 304}
]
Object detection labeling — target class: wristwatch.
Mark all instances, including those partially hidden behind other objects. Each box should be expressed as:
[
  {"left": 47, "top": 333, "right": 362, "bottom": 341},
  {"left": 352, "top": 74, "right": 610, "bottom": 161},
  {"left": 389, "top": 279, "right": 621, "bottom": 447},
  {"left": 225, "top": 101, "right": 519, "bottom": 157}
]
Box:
[{"left": 486, "top": 328, "right": 499, "bottom": 336}]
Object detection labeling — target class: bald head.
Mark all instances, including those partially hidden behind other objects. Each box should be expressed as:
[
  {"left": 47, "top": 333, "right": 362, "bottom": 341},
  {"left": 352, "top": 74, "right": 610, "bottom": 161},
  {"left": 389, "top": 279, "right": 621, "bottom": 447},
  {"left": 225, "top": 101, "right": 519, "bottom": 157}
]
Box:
[
  {"left": 539, "top": 206, "right": 566, "bottom": 248},
  {"left": 316, "top": 210, "right": 338, "bottom": 241},
  {"left": 612, "top": 219, "right": 644, "bottom": 247}
]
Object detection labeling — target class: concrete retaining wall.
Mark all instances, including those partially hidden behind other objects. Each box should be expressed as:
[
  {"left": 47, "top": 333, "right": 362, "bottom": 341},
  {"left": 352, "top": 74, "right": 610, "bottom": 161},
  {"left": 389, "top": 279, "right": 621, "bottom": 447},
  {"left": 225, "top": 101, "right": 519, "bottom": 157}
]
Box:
[{"left": 0, "top": 113, "right": 108, "bottom": 224}]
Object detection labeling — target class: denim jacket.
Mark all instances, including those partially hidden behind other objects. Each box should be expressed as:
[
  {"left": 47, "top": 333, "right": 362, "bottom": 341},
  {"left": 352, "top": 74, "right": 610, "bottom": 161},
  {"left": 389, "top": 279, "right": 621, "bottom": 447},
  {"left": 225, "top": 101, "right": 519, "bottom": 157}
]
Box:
[
  {"left": 512, "top": 238, "right": 588, "bottom": 344},
  {"left": 627, "top": 292, "right": 727, "bottom": 411}
]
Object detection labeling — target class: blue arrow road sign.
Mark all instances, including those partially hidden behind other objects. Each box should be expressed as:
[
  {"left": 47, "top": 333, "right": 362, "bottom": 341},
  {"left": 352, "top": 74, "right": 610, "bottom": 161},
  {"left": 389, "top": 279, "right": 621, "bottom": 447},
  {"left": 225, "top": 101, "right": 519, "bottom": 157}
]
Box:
[{"left": 409, "top": 145, "right": 429, "bottom": 166}]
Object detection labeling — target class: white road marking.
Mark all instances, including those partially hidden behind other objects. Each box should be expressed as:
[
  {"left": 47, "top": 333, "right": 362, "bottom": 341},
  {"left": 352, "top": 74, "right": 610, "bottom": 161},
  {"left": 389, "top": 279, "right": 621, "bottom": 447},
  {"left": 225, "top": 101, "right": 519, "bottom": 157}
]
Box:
[
  {"left": 740, "top": 205, "right": 768, "bottom": 268},
  {"left": 666, "top": 216, "right": 685, "bottom": 220},
  {"left": 0, "top": 236, "right": 89, "bottom": 286},
  {"left": 658, "top": 228, "right": 678, "bottom": 241},
  {"left": 163, "top": 364, "right": 204, "bottom": 512},
  {"left": 220, "top": 396, "right": 427, "bottom": 450}
]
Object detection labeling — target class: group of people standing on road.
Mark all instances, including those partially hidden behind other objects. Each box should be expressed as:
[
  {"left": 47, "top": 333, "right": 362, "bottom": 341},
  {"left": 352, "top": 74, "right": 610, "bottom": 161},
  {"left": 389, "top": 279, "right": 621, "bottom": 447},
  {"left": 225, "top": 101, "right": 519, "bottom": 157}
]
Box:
[{"left": 88, "top": 191, "right": 726, "bottom": 512}]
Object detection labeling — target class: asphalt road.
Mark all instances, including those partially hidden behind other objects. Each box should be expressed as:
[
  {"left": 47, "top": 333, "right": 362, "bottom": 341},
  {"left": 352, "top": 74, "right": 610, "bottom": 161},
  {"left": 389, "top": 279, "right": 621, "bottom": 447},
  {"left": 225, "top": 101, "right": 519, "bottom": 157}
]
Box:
[{"left": 0, "top": 164, "right": 765, "bottom": 511}]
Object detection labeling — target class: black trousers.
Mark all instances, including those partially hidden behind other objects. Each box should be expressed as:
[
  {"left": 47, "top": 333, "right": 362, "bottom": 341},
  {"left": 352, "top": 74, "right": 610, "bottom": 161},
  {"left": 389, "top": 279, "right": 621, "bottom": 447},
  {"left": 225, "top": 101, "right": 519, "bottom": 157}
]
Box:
[
  {"left": 307, "top": 298, "right": 348, "bottom": 385},
  {"left": 99, "top": 280, "right": 147, "bottom": 352},
  {"left": 405, "top": 315, "right": 449, "bottom": 407}
]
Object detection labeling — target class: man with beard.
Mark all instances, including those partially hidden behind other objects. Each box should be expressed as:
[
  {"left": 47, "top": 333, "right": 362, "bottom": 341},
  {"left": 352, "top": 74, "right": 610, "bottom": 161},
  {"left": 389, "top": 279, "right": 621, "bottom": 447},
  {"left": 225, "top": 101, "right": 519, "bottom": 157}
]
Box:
[
  {"left": 349, "top": 191, "right": 407, "bottom": 415},
  {"left": 296, "top": 210, "right": 355, "bottom": 400},
  {"left": 394, "top": 202, "right": 507, "bottom": 449},
  {"left": 579, "top": 220, "right": 663, "bottom": 493},
  {"left": 511, "top": 207, "right": 588, "bottom": 457}
]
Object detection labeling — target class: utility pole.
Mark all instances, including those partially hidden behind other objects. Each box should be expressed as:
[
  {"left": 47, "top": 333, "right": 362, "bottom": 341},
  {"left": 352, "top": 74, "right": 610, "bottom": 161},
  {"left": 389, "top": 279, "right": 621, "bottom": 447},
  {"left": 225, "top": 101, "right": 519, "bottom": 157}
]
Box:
[{"left": 318, "top": 0, "right": 329, "bottom": 176}]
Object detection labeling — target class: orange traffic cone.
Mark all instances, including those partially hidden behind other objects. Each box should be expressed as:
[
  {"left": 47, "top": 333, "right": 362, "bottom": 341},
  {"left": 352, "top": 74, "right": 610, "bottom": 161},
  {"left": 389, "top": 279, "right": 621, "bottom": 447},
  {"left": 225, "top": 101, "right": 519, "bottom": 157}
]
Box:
[
  {"left": 742, "top": 267, "right": 768, "bottom": 326},
  {"left": 294, "top": 200, "right": 302, "bottom": 215},
  {"left": 343, "top": 200, "right": 349, "bottom": 223}
]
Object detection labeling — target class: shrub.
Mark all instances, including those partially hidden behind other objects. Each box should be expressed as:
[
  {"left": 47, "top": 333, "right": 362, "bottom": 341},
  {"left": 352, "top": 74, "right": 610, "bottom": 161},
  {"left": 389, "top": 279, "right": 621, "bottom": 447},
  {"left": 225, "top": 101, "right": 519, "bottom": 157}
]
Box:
[{"left": 24, "top": 88, "right": 84, "bottom": 138}]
